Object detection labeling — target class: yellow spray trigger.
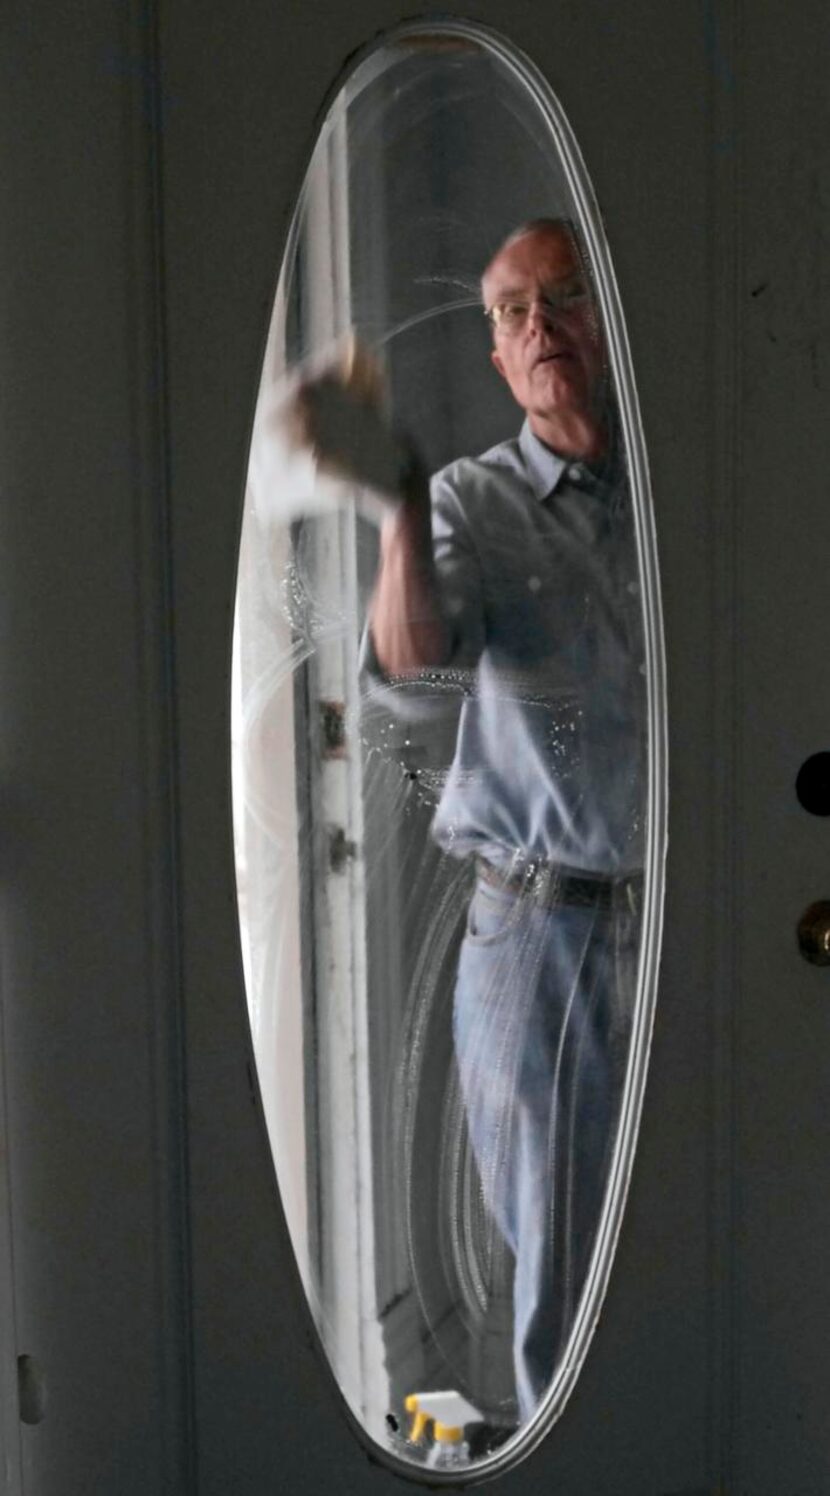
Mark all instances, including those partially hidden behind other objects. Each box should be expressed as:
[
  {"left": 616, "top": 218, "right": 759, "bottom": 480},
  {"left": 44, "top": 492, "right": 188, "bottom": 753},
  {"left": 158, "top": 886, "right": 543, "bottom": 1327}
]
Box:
[
  {"left": 403, "top": 1389, "right": 483, "bottom": 1446},
  {"left": 404, "top": 1395, "right": 431, "bottom": 1443}
]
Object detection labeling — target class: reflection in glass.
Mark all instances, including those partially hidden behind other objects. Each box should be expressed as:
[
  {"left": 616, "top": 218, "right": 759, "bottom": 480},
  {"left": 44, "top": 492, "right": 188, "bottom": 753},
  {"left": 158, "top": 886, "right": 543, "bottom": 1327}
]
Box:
[{"left": 232, "top": 23, "right": 664, "bottom": 1479}]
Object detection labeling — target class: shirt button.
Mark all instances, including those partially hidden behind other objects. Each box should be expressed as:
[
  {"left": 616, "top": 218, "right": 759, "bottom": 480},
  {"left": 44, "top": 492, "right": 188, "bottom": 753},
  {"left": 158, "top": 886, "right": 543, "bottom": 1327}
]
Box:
[
  {"left": 638, "top": 662, "right": 647, "bottom": 676},
  {"left": 567, "top": 464, "right": 582, "bottom": 483},
  {"left": 627, "top": 580, "right": 639, "bottom": 595}
]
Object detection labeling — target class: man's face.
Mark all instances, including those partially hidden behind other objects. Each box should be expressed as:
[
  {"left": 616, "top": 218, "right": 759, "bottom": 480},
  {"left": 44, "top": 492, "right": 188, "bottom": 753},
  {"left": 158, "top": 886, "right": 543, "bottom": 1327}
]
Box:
[{"left": 481, "top": 226, "right": 605, "bottom": 432}]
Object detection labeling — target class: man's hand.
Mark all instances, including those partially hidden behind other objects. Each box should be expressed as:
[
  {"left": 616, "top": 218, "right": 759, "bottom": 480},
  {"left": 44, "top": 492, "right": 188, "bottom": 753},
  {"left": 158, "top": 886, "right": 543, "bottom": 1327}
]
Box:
[
  {"left": 280, "top": 341, "right": 408, "bottom": 502},
  {"left": 280, "top": 337, "right": 450, "bottom": 674}
]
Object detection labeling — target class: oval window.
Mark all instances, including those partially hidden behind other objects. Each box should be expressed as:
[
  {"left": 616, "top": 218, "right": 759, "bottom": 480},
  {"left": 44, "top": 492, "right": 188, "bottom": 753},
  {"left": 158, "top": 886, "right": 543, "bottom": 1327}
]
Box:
[{"left": 232, "top": 21, "right": 666, "bottom": 1480}]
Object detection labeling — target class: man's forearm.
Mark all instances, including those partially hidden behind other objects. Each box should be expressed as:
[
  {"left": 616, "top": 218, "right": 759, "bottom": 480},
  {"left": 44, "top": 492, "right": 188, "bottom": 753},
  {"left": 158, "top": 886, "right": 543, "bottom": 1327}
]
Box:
[{"left": 369, "top": 479, "right": 451, "bottom": 676}]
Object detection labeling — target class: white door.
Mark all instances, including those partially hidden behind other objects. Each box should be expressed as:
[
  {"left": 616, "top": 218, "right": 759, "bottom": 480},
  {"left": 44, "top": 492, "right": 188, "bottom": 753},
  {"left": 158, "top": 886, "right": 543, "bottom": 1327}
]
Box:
[{"left": 2, "top": 2, "right": 829, "bottom": 1493}]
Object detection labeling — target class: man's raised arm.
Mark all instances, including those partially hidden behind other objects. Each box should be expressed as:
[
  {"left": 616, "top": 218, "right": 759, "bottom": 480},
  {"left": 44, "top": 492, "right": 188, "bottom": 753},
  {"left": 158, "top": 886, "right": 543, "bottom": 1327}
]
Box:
[{"left": 368, "top": 463, "right": 450, "bottom": 676}]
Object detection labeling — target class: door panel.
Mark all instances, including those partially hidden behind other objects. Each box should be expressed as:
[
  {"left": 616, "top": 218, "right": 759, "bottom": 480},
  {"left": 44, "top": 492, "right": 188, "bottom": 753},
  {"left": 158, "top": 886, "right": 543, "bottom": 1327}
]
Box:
[
  {"left": 164, "top": 3, "right": 716, "bottom": 1492},
  {"left": 736, "top": 4, "right": 830, "bottom": 1486},
  {"left": 0, "top": 5, "right": 191, "bottom": 1494}
]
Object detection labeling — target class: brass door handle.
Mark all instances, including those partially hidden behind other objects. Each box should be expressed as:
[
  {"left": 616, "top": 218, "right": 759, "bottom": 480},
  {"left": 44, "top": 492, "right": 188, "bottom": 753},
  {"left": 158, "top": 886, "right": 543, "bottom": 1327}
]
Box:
[{"left": 797, "top": 902, "right": 830, "bottom": 965}]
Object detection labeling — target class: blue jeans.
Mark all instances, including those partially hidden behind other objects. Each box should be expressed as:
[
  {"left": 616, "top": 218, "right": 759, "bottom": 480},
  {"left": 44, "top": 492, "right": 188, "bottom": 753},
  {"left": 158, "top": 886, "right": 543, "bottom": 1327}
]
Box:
[{"left": 452, "top": 873, "right": 635, "bottom": 1422}]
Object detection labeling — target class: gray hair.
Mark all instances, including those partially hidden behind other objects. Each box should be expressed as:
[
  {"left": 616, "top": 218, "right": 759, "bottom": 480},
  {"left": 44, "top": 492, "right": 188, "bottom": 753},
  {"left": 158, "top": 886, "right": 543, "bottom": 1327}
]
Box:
[
  {"left": 497, "top": 216, "right": 578, "bottom": 251},
  {"left": 481, "top": 217, "right": 583, "bottom": 299}
]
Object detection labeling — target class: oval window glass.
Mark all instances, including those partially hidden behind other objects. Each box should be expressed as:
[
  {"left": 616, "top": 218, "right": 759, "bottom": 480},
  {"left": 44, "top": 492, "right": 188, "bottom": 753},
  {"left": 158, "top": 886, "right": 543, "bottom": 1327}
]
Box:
[{"left": 232, "top": 22, "right": 666, "bottom": 1479}]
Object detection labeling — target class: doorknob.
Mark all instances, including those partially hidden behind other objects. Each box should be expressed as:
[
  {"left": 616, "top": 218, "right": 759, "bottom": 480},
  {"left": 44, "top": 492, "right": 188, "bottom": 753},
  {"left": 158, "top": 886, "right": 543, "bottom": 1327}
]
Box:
[{"left": 797, "top": 901, "right": 830, "bottom": 965}]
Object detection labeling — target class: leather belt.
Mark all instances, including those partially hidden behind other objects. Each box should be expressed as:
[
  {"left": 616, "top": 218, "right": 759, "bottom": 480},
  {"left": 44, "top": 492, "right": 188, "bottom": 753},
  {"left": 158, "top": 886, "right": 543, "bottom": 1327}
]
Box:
[{"left": 475, "top": 856, "right": 643, "bottom": 915}]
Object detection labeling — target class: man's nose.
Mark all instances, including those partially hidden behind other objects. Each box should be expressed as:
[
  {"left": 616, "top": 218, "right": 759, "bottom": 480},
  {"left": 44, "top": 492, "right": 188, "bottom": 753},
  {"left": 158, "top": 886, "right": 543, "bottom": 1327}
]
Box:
[{"left": 526, "top": 297, "right": 558, "bottom": 332}]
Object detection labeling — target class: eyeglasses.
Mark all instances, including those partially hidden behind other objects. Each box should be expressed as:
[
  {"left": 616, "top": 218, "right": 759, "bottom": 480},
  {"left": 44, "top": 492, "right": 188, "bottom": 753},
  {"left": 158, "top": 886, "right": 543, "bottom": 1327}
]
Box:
[{"left": 484, "top": 284, "right": 590, "bottom": 335}]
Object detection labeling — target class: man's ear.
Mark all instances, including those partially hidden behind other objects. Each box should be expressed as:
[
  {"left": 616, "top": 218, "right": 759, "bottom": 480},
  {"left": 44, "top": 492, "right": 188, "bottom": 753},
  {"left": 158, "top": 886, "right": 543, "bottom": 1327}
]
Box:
[{"left": 491, "top": 348, "right": 506, "bottom": 380}]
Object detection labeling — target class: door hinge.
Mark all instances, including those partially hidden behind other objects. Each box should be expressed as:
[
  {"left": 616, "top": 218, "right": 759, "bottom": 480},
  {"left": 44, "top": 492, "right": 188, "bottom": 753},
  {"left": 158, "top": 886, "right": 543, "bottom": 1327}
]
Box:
[
  {"left": 328, "top": 824, "right": 358, "bottom": 873},
  {"left": 319, "top": 699, "right": 346, "bottom": 758}
]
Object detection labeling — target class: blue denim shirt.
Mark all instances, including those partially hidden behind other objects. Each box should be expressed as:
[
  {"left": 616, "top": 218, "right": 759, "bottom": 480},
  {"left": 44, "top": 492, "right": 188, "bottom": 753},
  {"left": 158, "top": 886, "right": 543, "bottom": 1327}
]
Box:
[{"left": 361, "top": 421, "right": 646, "bottom": 875}]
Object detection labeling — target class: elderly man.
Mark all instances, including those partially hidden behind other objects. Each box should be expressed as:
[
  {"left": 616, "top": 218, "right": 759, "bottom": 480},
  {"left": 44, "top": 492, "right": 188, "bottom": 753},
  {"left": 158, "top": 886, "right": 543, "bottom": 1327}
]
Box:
[{"left": 295, "top": 218, "right": 644, "bottom": 1424}]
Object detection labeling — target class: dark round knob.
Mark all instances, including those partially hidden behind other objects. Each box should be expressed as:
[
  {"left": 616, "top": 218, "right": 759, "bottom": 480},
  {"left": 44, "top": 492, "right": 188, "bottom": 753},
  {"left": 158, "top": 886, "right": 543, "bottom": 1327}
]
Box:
[{"left": 795, "top": 752, "right": 830, "bottom": 816}]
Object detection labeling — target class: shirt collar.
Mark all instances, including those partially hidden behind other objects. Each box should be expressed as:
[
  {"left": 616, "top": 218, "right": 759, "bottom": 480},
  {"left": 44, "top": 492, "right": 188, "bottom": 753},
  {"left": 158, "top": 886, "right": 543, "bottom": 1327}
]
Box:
[
  {"left": 518, "top": 419, "right": 568, "bottom": 502},
  {"left": 518, "top": 416, "right": 626, "bottom": 507}
]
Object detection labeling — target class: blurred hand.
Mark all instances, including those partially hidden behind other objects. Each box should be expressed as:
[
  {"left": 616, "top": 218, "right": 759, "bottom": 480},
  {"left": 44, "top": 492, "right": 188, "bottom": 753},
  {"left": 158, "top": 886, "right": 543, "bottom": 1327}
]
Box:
[{"left": 280, "top": 339, "right": 408, "bottom": 502}]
